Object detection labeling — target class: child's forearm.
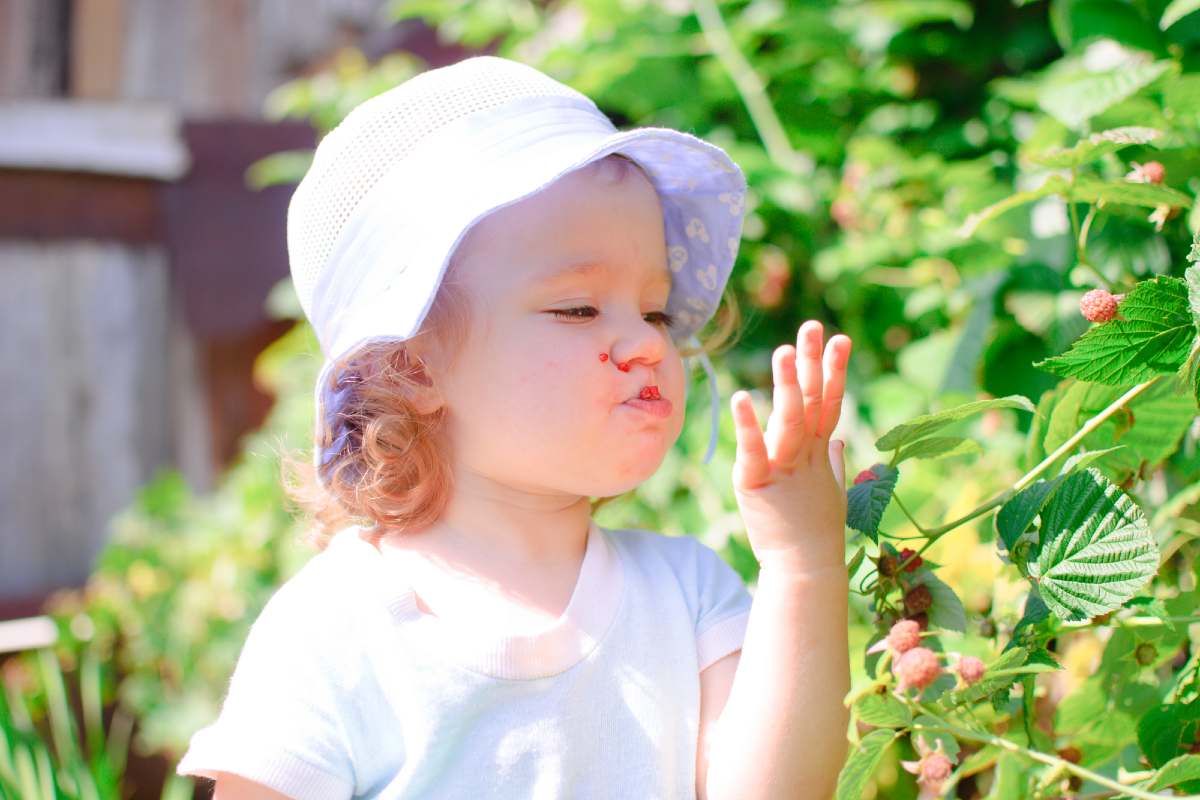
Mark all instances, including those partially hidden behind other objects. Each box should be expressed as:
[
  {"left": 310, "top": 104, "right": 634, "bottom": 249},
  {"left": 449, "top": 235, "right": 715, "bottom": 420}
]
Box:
[{"left": 706, "top": 562, "right": 852, "bottom": 800}]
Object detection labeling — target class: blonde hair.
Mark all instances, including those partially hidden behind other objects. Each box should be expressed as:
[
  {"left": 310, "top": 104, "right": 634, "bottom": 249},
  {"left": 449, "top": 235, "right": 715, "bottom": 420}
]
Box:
[{"left": 279, "top": 153, "right": 744, "bottom": 550}]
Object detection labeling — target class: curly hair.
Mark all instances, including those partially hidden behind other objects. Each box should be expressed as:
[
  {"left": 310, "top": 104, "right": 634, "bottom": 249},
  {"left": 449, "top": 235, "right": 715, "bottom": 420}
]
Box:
[{"left": 279, "top": 153, "right": 744, "bottom": 551}]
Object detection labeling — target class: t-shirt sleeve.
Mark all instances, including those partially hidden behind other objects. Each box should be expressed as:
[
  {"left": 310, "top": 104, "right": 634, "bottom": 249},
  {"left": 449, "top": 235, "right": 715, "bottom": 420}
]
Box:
[
  {"left": 175, "top": 581, "right": 356, "bottom": 800},
  {"left": 687, "top": 536, "right": 754, "bottom": 672}
]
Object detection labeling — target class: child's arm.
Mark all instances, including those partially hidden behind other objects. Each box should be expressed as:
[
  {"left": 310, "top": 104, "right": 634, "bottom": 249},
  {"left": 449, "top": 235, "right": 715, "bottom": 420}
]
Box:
[{"left": 701, "top": 565, "right": 850, "bottom": 800}]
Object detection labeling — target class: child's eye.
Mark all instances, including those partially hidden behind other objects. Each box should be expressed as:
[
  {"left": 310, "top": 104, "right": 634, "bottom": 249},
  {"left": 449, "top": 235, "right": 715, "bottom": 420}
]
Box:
[{"left": 549, "top": 307, "right": 676, "bottom": 328}]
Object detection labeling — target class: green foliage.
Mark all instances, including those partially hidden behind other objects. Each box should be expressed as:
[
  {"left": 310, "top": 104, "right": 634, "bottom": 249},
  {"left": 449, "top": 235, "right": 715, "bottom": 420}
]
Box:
[{"left": 6, "top": 0, "right": 1200, "bottom": 798}]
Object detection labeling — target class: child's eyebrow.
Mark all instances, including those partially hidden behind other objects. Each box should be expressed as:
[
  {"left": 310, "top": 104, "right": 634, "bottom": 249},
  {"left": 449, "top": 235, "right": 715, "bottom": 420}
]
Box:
[{"left": 533, "top": 260, "right": 672, "bottom": 290}]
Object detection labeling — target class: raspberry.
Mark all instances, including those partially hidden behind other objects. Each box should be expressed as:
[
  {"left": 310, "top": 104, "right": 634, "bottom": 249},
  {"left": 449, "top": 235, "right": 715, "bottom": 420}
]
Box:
[
  {"left": 877, "top": 553, "right": 898, "bottom": 577},
  {"left": 1126, "top": 161, "right": 1166, "bottom": 184},
  {"left": 853, "top": 468, "right": 878, "bottom": 485},
  {"left": 907, "top": 611, "right": 929, "bottom": 632},
  {"left": 887, "top": 619, "right": 922, "bottom": 654},
  {"left": 1135, "top": 643, "right": 1158, "bottom": 666},
  {"left": 903, "top": 584, "right": 933, "bottom": 614},
  {"left": 918, "top": 752, "right": 953, "bottom": 788},
  {"left": 894, "top": 646, "right": 942, "bottom": 691},
  {"left": 902, "top": 740, "right": 956, "bottom": 795},
  {"left": 956, "top": 655, "right": 986, "bottom": 686},
  {"left": 1079, "top": 289, "right": 1122, "bottom": 323},
  {"left": 898, "top": 548, "right": 923, "bottom": 572}
]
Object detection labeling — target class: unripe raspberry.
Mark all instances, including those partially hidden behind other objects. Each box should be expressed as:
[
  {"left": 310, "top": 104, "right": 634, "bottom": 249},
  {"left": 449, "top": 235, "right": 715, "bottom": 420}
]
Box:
[
  {"left": 918, "top": 752, "right": 953, "bottom": 787},
  {"left": 898, "top": 548, "right": 923, "bottom": 572},
  {"left": 1126, "top": 161, "right": 1165, "bottom": 184},
  {"left": 1135, "top": 643, "right": 1158, "bottom": 666},
  {"left": 904, "top": 584, "right": 933, "bottom": 614},
  {"left": 957, "top": 655, "right": 986, "bottom": 686},
  {"left": 888, "top": 619, "right": 922, "bottom": 654},
  {"left": 895, "top": 646, "right": 942, "bottom": 691},
  {"left": 853, "top": 468, "right": 878, "bottom": 485},
  {"left": 1079, "top": 288, "right": 1124, "bottom": 323}
]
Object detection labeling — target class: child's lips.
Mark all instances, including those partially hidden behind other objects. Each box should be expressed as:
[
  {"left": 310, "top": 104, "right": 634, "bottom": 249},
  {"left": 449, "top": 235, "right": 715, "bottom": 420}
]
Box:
[{"left": 623, "top": 387, "right": 672, "bottom": 418}]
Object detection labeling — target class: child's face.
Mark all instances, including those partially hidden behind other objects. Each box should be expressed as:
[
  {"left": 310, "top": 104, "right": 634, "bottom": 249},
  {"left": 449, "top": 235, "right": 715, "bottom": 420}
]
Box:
[{"left": 425, "top": 161, "right": 687, "bottom": 498}]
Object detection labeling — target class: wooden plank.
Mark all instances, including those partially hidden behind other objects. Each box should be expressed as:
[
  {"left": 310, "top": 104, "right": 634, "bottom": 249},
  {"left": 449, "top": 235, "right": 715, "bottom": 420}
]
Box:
[
  {"left": 70, "top": 0, "right": 127, "bottom": 100},
  {"left": 0, "top": 100, "right": 189, "bottom": 178}
]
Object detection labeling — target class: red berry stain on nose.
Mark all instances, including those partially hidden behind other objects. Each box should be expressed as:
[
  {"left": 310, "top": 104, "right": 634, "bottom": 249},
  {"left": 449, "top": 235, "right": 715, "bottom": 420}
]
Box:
[
  {"left": 598, "top": 353, "right": 609, "bottom": 362},
  {"left": 618, "top": 362, "right": 631, "bottom": 372}
]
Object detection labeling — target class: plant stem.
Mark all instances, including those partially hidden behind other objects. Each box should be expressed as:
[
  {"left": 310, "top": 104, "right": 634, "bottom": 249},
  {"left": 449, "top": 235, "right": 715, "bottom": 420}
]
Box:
[
  {"left": 899, "top": 376, "right": 1164, "bottom": 563},
  {"left": 909, "top": 701, "right": 1195, "bottom": 799},
  {"left": 691, "top": 0, "right": 810, "bottom": 177}
]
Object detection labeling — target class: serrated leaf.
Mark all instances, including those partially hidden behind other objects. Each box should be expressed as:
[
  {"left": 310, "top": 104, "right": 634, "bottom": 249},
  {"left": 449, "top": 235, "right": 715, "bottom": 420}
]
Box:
[
  {"left": 1161, "top": 0, "right": 1200, "bottom": 29},
  {"left": 918, "top": 572, "right": 967, "bottom": 633},
  {"left": 1150, "top": 753, "right": 1200, "bottom": 790},
  {"left": 956, "top": 175, "right": 1069, "bottom": 237},
  {"left": 876, "top": 396, "right": 1036, "bottom": 452},
  {"left": 835, "top": 729, "right": 898, "bottom": 800},
  {"left": 846, "top": 464, "right": 899, "bottom": 543},
  {"left": 1071, "top": 174, "right": 1194, "bottom": 209},
  {"left": 854, "top": 692, "right": 913, "bottom": 728},
  {"left": 1027, "top": 126, "right": 1163, "bottom": 169},
  {"left": 1033, "top": 276, "right": 1194, "bottom": 384},
  {"left": 1030, "top": 468, "right": 1158, "bottom": 622},
  {"left": 1187, "top": 262, "right": 1200, "bottom": 333},
  {"left": 996, "top": 477, "right": 1066, "bottom": 552},
  {"left": 1037, "top": 61, "right": 1175, "bottom": 130},
  {"left": 894, "top": 436, "right": 981, "bottom": 464}
]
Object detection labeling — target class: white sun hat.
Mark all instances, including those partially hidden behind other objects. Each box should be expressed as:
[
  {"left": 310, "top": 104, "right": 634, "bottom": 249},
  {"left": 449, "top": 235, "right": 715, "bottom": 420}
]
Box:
[{"left": 287, "top": 55, "right": 748, "bottom": 487}]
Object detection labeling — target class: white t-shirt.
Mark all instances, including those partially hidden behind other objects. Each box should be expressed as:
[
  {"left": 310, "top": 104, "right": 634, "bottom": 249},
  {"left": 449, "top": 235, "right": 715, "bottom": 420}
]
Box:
[{"left": 176, "top": 518, "right": 753, "bottom": 799}]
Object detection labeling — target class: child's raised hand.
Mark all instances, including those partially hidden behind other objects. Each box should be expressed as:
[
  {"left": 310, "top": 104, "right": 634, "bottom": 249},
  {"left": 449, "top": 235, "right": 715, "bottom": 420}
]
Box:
[{"left": 729, "top": 320, "right": 853, "bottom": 576}]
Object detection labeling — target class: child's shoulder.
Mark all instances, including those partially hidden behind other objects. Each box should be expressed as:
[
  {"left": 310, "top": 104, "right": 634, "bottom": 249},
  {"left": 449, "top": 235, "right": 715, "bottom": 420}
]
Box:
[
  {"left": 601, "top": 524, "right": 727, "bottom": 572},
  {"left": 250, "top": 525, "right": 387, "bottom": 634}
]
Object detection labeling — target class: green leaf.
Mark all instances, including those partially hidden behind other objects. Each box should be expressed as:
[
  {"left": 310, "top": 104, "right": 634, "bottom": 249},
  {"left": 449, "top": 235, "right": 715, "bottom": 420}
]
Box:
[
  {"left": 1037, "top": 61, "right": 1175, "bottom": 130},
  {"left": 1161, "top": 0, "right": 1200, "bottom": 29},
  {"left": 1026, "top": 126, "right": 1163, "bottom": 169},
  {"left": 1056, "top": 445, "right": 1128, "bottom": 477},
  {"left": 846, "top": 545, "right": 867, "bottom": 577},
  {"left": 995, "top": 476, "right": 1066, "bottom": 552},
  {"left": 956, "top": 175, "right": 1069, "bottom": 238},
  {"left": 835, "top": 729, "right": 898, "bottom": 800},
  {"left": 846, "top": 464, "right": 899, "bottom": 543},
  {"left": 1071, "top": 174, "right": 1194, "bottom": 210},
  {"left": 1041, "top": 376, "right": 1196, "bottom": 483},
  {"left": 894, "top": 436, "right": 982, "bottom": 464},
  {"left": 1149, "top": 753, "right": 1200, "bottom": 790},
  {"left": 1138, "top": 702, "right": 1200, "bottom": 768},
  {"left": 853, "top": 692, "right": 913, "bottom": 728},
  {"left": 876, "top": 396, "right": 1036, "bottom": 452},
  {"left": 1030, "top": 467, "right": 1159, "bottom": 621},
  {"left": 918, "top": 571, "right": 968, "bottom": 633},
  {"left": 1033, "top": 276, "right": 1194, "bottom": 384}
]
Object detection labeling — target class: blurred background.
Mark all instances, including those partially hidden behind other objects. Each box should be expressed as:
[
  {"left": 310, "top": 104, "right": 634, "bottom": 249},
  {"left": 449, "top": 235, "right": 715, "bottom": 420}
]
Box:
[{"left": 1, "top": 0, "right": 1198, "bottom": 797}]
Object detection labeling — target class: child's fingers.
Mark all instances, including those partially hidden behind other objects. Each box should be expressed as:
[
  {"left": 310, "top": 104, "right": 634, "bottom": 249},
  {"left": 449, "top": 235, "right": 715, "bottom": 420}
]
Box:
[
  {"left": 731, "top": 390, "right": 770, "bottom": 489},
  {"left": 766, "top": 344, "right": 805, "bottom": 468},
  {"left": 798, "top": 321, "right": 825, "bottom": 438},
  {"left": 818, "top": 335, "right": 852, "bottom": 440}
]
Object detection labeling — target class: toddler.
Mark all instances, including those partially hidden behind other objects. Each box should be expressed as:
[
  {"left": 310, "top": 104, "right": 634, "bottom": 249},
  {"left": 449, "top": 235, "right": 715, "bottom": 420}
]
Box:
[{"left": 177, "top": 55, "right": 853, "bottom": 799}]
